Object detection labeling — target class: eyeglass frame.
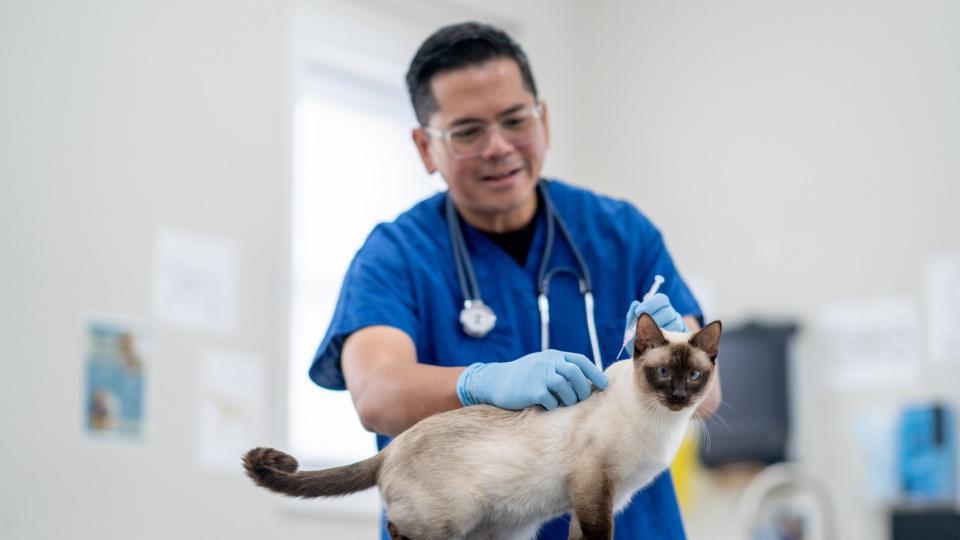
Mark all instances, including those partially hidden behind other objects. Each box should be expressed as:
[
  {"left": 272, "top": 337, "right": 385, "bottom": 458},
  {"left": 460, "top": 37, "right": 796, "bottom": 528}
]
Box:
[{"left": 421, "top": 102, "right": 544, "bottom": 160}]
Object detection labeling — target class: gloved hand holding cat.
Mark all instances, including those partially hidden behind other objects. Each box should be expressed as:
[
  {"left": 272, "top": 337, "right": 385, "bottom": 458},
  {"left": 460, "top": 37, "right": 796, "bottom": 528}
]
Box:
[{"left": 456, "top": 349, "right": 609, "bottom": 411}]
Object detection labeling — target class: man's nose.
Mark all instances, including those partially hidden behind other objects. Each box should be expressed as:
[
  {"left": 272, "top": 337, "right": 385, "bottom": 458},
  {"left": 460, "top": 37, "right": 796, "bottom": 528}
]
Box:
[{"left": 480, "top": 127, "right": 515, "bottom": 160}]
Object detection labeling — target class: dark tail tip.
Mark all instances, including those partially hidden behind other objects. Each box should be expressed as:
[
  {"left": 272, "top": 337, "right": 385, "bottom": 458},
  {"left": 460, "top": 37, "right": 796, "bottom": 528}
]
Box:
[{"left": 243, "top": 447, "right": 299, "bottom": 486}]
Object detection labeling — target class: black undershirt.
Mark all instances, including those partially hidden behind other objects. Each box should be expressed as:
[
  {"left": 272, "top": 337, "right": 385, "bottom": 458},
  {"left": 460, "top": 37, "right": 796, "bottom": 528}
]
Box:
[{"left": 478, "top": 190, "right": 543, "bottom": 267}]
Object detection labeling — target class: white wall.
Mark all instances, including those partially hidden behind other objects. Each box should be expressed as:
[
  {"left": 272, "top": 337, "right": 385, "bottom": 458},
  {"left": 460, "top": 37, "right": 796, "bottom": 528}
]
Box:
[
  {"left": 0, "top": 1, "right": 322, "bottom": 538},
  {"left": 0, "top": 1, "right": 576, "bottom": 539},
  {"left": 2, "top": 1, "right": 958, "bottom": 539},
  {"left": 559, "top": 2, "right": 960, "bottom": 539}
]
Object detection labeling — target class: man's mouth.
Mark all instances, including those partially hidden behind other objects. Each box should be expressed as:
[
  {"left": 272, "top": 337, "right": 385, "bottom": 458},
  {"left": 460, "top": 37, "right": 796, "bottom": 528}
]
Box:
[{"left": 481, "top": 166, "right": 523, "bottom": 182}]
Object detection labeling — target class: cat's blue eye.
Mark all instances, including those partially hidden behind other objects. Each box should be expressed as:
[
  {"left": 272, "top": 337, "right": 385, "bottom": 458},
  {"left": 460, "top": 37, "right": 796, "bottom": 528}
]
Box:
[
  {"left": 688, "top": 370, "right": 702, "bottom": 382},
  {"left": 655, "top": 367, "right": 670, "bottom": 379}
]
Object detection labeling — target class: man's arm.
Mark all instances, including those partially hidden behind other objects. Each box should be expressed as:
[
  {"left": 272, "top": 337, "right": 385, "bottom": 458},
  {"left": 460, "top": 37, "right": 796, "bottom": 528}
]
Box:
[
  {"left": 341, "top": 325, "right": 464, "bottom": 438},
  {"left": 342, "top": 325, "right": 609, "bottom": 437},
  {"left": 683, "top": 315, "right": 721, "bottom": 418}
]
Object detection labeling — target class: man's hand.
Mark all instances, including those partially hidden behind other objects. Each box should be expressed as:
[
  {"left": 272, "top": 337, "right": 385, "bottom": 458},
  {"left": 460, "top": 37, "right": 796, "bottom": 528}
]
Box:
[
  {"left": 626, "top": 293, "right": 689, "bottom": 333},
  {"left": 457, "top": 350, "right": 608, "bottom": 410}
]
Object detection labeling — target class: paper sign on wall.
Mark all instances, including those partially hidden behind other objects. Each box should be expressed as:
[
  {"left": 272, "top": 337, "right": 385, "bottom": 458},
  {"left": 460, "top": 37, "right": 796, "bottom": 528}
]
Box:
[
  {"left": 152, "top": 227, "right": 237, "bottom": 334},
  {"left": 818, "top": 298, "right": 919, "bottom": 389},
  {"left": 198, "top": 348, "right": 268, "bottom": 471}
]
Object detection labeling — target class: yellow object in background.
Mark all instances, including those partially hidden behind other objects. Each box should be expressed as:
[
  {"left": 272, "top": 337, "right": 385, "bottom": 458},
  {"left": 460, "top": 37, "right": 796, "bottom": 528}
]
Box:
[{"left": 671, "top": 427, "right": 699, "bottom": 511}]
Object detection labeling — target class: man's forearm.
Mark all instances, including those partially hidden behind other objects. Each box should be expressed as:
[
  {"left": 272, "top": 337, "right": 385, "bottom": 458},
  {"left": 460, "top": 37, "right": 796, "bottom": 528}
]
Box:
[{"left": 350, "top": 360, "right": 465, "bottom": 437}]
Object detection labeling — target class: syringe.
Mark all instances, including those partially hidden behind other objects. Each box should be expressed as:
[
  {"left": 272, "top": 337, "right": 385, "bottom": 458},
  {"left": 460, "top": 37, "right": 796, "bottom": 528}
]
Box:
[{"left": 616, "top": 275, "right": 665, "bottom": 360}]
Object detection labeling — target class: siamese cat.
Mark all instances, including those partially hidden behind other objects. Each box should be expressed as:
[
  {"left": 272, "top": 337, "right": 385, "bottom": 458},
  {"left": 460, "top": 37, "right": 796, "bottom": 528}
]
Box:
[{"left": 244, "top": 313, "right": 721, "bottom": 540}]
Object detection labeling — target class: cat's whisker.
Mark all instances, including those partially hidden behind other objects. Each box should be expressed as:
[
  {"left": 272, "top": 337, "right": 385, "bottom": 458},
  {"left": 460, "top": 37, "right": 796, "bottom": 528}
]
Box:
[
  {"left": 652, "top": 401, "right": 666, "bottom": 429},
  {"left": 706, "top": 410, "right": 733, "bottom": 433},
  {"left": 636, "top": 397, "right": 660, "bottom": 427},
  {"left": 692, "top": 417, "right": 711, "bottom": 453},
  {"left": 702, "top": 410, "right": 721, "bottom": 430},
  {"left": 717, "top": 399, "right": 740, "bottom": 416}
]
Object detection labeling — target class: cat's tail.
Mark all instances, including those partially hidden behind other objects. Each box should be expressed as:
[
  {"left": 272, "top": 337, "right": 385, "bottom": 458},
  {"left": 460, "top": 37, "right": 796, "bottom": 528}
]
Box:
[{"left": 242, "top": 447, "right": 382, "bottom": 498}]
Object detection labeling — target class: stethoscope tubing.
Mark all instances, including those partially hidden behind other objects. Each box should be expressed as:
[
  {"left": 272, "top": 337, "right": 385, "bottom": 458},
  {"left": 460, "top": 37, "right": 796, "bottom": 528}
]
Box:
[{"left": 446, "top": 180, "right": 603, "bottom": 368}]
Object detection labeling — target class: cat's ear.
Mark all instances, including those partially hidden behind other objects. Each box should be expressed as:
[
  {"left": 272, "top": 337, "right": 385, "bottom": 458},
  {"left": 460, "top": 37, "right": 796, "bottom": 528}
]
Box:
[
  {"left": 634, "top": 312, "right": 667, "bottom": 359},
  {"left": 689, "top": 321, "right": 722, "bottom": 362}
]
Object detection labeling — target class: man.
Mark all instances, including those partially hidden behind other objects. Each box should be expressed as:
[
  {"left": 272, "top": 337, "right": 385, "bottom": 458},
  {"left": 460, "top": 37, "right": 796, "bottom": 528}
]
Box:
[{"left": 310, "top": 21, "right": 720, "bottom": 539}]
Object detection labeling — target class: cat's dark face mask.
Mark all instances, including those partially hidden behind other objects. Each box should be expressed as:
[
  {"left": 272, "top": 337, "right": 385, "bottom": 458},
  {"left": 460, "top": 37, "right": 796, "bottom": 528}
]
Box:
[{"left": 633, "top": 314, "right": 721, "bottom": 412}]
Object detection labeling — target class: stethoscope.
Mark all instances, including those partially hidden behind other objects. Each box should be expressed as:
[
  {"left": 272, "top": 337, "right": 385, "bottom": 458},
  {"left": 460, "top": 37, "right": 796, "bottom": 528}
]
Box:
[{"left": 445, "top": 181, "right": 603, "bottom": 369}]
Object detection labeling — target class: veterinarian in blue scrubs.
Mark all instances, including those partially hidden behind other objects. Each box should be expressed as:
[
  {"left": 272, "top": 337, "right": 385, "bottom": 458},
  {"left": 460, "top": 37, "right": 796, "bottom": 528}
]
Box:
[{"left": 310, "top": 22, "right": 720, "bottom": 540}]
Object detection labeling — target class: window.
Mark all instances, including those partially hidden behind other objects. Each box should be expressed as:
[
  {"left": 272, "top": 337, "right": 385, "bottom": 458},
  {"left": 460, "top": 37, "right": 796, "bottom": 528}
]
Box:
[{"left": 286, "top": 53, "right": 441, "bottom": 465}]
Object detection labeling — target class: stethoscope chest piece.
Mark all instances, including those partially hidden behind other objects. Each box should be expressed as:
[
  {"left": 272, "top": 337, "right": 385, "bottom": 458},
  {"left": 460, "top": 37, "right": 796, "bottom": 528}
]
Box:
[{"left": 460, "top": 300, "right": 497, "bottom": 338}]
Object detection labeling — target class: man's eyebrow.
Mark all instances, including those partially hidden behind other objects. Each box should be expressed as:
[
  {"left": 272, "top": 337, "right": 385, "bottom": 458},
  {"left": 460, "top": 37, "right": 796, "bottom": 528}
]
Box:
[
  {"left": 448, "top": 116, "right": 485, "bottom": 128},
  {"left": 496, "top": 104, "right": 527, "bottom": 117},
  {"left": 447, "top": 103, "right": 529, "bottom": 127}
]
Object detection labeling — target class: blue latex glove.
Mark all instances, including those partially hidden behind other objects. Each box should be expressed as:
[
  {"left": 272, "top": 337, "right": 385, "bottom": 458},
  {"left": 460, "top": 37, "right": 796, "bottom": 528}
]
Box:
[
  {"left": 457, "top": 350, "right": 608, "bottom": 410},
  {"left": 626, "top": 293, "right": 689, "bottom": 333}
]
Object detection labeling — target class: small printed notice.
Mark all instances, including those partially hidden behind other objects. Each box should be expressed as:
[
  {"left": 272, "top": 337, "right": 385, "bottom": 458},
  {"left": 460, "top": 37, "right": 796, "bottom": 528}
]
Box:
[
  {"left": 152, "top": 226, "right": 237, "bottom": 334},
  {"left": 818, "top": 298, "right": 919, "bottom": 389},
  {"left": 84, "top": 316, "right": 148, "bottom": 441},
  {"left": 198, "top": 348, "right": 268, "bottom": 471}
]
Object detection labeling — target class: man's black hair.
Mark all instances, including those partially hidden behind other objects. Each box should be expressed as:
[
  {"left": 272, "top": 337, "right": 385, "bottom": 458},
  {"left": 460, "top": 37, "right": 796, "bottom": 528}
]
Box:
[{"left": 405, "top": 22, "right": 538, "bottom": 126}]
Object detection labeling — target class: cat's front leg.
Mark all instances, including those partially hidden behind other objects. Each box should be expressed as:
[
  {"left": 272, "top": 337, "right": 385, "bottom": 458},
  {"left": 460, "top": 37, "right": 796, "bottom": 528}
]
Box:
[
  {"left": 386, "top": 521, "right": 410, "bottom": 540},
  {"left": 567, "top": 510, "right": 613, "bottom": 540},
  {"left": 566, "top": 475, "right": 614, "bottom": 540}
]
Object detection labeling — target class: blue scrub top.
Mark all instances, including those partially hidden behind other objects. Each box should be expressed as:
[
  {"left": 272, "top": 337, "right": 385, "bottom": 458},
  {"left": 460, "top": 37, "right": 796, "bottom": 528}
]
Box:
[{"left": 311, "top": 179, "right": 701, "bottom": 540}]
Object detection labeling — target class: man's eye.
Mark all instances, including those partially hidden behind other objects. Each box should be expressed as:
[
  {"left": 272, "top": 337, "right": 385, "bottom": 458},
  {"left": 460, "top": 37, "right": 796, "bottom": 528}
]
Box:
[
  {"left": 502, "top": 116, "right": 530, "bottom": 129},
  {"left": 451, "top": 127, "right": 483, "bottom": 141}
]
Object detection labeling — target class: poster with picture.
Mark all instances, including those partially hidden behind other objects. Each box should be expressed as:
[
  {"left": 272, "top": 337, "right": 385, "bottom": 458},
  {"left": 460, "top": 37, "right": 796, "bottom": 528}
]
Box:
[{"left": 84, "top": 316, "right": 148, "bottom": 441}]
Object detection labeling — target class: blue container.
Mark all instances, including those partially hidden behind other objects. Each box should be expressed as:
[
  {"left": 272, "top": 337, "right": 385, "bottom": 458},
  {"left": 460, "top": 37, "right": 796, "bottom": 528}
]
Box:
[{"left": 898, "top": 403, "right": 957, "bottom": 503}]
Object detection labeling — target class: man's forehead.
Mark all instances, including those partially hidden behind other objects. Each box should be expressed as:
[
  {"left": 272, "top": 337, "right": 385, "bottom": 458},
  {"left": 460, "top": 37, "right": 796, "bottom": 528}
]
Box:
[{"left": 428, "top": 58, "right": 534, "bottom": 123}]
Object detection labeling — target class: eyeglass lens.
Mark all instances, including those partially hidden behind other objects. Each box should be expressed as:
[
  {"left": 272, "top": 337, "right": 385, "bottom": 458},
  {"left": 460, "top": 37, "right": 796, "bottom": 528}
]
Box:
[{"left": 448, "top": 109, "right": 540, "bottom": 158}]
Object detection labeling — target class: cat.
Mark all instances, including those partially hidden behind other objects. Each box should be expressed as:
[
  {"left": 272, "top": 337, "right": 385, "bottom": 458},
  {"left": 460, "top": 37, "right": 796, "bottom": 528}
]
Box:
[{"left": 244, "top": 312, "right": 721, "bottom": 540}]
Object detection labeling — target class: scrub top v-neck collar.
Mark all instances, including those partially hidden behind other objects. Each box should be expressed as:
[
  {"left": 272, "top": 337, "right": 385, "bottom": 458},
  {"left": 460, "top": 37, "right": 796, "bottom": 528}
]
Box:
[
  {"left": 451, "top": 184, "right": 550, "bottom": 276},
  {"left": 476, "top": 189, "right": 544, "bottom": 267}
]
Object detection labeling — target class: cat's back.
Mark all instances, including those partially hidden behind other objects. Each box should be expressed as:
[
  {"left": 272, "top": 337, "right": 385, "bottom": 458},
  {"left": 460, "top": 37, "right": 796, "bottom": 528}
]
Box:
[
  {"left": 388, "top": 404, "right": 545, "bottom": 461},
  {"left": 380, "top": 404, "right": 566, "bottom": 491}
]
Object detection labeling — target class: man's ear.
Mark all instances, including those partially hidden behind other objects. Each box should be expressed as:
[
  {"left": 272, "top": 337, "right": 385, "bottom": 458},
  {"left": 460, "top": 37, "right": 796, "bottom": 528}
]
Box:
[
  {"left": 634, "top": 312, "right": 667, "bottom": 360},
  {"left": 689, "top": 321, "right": 722, "bottom": 362},
  {"left": 411, "top": 128, "right": 437, "bottom": 174}
]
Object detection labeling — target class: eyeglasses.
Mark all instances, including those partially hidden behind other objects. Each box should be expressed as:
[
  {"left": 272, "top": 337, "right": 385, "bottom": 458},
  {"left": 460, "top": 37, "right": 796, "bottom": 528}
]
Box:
[{"left": 423, "top": 104, "right": 543, "bottom": 160}]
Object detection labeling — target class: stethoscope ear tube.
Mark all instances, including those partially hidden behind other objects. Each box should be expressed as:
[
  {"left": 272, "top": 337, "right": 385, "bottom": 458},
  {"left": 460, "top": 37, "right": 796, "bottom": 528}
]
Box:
[
  {"left": 537, "top": 293, "right": 550, "bottom": 351},
  {"left": 583, "top": 291, "right": 603, "bottom": 370}
]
